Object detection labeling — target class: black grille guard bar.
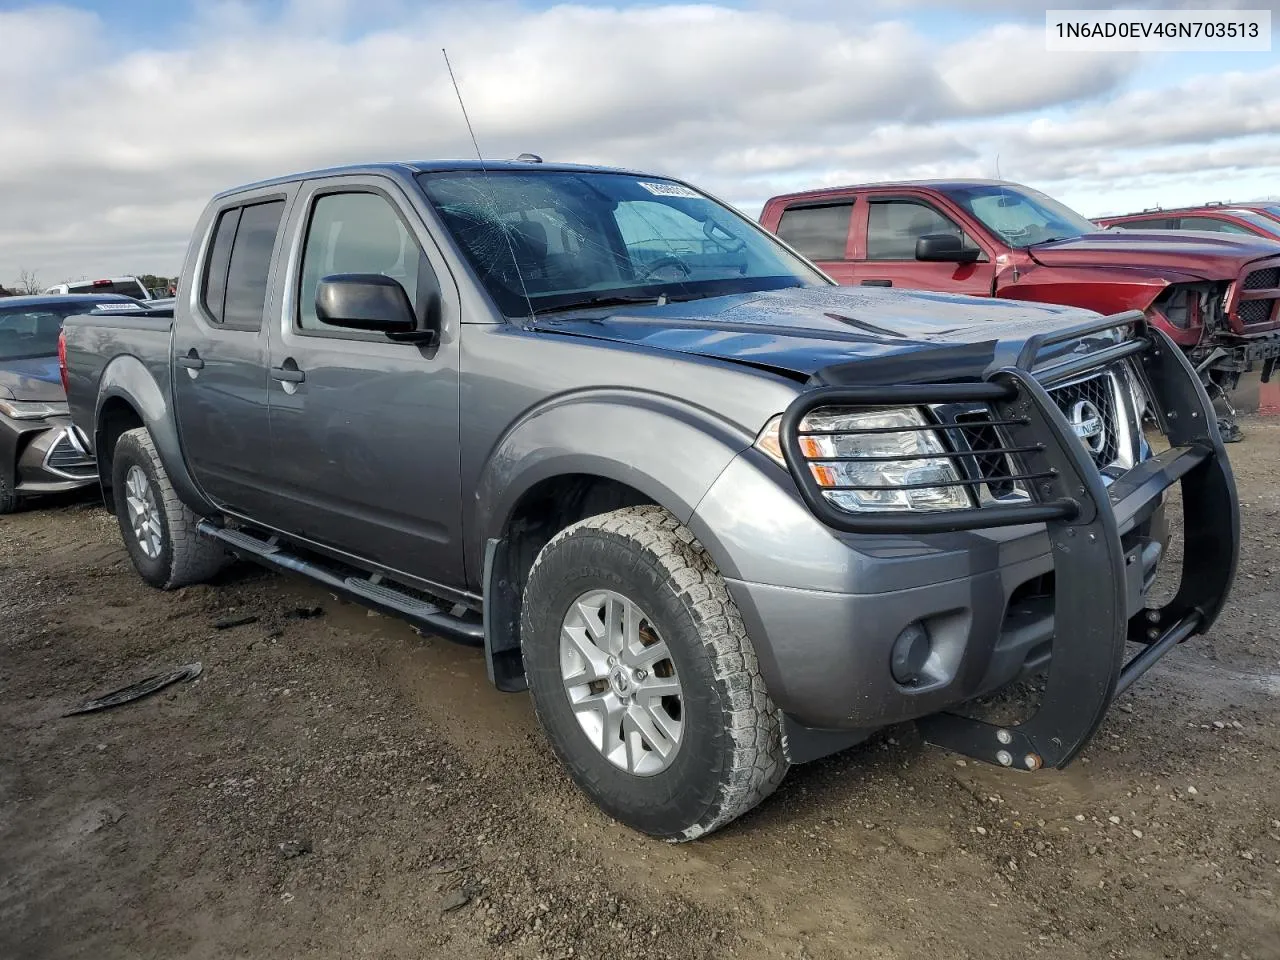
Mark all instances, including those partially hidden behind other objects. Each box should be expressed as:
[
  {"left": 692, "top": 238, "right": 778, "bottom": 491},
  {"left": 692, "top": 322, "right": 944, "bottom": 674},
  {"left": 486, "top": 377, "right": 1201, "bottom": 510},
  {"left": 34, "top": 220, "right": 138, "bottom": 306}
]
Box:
[{"left": 779, "top": 310, "right": 1240, "bottom": 770}]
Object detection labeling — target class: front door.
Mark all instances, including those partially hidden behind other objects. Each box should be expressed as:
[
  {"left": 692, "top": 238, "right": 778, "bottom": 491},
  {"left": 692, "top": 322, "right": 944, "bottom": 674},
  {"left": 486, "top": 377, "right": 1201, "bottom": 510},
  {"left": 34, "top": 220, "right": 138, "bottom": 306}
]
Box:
[
  {"left": 263, "top": 177, "right": 464, "bottom": 587},
  {"left": 849, "top": 197, "right": 996, "bottom": 296},
  {"left": 172, "top": 188, "right": 294, "bottom": 516}
]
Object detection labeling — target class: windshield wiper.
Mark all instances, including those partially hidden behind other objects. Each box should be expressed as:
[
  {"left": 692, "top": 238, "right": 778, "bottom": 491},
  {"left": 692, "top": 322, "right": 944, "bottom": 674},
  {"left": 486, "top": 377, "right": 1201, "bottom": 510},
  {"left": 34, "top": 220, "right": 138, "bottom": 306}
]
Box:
[{"left": 533, "top": 294, "right": 693, "bottom": 316}]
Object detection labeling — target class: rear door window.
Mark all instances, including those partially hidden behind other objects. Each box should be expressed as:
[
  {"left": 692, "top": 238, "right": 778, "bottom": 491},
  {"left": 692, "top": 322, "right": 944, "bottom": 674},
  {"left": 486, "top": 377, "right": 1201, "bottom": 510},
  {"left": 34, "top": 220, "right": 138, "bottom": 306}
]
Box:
[
  {"left": 775, "top": 203, "right": 853, "bottom": 261},
  {"left": 1112, "top": 217, "right": 1176, "bottom": 230},
  {"left": 199, "top": 199, "right": 285, "bottom": 329},
  {"left": 201, "top": 207, "right": 240, "bottom": 321}
]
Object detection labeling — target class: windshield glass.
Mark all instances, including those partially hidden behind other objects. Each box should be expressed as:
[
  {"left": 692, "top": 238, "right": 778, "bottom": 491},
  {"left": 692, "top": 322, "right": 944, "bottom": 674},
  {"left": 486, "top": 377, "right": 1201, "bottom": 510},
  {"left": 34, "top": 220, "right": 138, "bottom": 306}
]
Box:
[
  {"left": 0, "top": 302, "right": 111, "bottom": 361},
  {"left": 1231, "top": 211, "right": 1280, "bottom": 238},
  {"left": 943, "top": 184, "right": 1100, "bottom": 248},
  {"left": 418, "top": 170, "right": 827, "bottom": 316}
]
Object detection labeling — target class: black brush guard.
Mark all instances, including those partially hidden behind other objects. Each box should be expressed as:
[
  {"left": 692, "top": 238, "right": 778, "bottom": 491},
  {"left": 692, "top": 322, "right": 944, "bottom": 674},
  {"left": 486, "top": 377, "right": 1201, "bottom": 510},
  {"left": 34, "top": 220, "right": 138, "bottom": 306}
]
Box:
[{"left": 778, "top": 311, "right": 1240, "bottom": 771}]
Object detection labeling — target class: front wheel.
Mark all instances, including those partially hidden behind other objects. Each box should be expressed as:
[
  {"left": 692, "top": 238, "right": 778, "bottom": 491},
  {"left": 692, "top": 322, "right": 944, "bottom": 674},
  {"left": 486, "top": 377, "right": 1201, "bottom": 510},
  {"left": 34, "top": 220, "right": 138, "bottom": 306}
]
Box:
[
  {"left": 521, "top": 505, "right": 788, "bottom": 840},
  {"left": 111, "top": 427, "right": 228, "bottom": 589}
]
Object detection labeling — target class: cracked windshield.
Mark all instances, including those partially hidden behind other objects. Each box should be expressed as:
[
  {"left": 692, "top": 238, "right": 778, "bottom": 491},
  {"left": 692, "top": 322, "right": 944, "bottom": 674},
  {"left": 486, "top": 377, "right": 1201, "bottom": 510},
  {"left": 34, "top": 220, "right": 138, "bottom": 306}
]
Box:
[{"left": 418, "top": 170, "right": 825, "bottom": 316}]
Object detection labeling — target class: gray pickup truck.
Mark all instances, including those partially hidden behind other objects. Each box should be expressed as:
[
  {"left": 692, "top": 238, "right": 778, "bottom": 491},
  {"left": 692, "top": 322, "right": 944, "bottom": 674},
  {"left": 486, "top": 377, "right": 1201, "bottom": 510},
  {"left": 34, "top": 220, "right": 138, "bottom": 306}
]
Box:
[{"left": 62, "top": 159, "right": 1239, "bottom": 840}]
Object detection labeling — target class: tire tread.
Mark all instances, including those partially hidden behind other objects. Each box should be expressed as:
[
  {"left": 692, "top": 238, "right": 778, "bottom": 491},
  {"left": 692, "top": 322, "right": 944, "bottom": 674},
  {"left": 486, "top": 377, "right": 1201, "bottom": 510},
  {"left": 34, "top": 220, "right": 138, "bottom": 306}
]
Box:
[
  {"left": 115, "top": 427, "right": 226, "bottom": 589},
  {"left": 527, "top": 504, "right": 788, "bottom": 840}
]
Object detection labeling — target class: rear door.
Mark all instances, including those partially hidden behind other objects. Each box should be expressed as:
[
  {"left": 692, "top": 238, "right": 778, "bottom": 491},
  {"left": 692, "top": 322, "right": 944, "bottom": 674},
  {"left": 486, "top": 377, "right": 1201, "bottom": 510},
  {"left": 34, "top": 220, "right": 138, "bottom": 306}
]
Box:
[
  {"left": 772, "top": 200, "right": 857, "bottom": 283},
  {"left": 848, "top": 195, "right": 995, "bottom": 295},
  {"left": 172, "top": 186, "right": 294, "bottom": 516},
  {"left": 262, "top": 175, "right": 464, "bottom": 586}
]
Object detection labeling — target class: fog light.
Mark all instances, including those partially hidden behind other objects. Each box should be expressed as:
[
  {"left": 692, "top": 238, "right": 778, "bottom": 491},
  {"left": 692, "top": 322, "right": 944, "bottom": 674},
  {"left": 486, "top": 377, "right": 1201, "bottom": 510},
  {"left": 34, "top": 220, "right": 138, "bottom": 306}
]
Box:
[{"left": 890, "top": 621, "right": 932, "bottom": 686}]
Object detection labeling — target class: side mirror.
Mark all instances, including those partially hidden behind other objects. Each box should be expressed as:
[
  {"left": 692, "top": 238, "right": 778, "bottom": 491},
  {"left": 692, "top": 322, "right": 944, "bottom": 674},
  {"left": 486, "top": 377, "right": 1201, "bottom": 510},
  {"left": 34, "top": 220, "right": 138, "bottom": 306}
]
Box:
[
  {"left": 915, "top": 234, "right": 981, "bottom": 264},
  {"left": 315, "top": 274, "right": 431, "bottom": 340}
]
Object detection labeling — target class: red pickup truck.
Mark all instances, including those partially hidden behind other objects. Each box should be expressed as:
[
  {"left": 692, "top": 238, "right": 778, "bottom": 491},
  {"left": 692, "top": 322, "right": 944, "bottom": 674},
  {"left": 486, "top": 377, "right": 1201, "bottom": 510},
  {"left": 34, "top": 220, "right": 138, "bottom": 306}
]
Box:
[{"left": 759, "top": 180, "right": 1280, "bottom": 435}]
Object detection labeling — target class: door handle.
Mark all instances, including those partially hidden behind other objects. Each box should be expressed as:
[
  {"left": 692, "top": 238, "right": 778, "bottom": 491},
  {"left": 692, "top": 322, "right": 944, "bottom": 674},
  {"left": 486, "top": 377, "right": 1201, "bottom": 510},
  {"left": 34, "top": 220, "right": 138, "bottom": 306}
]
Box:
[
  {"left": 270, "top": 363, "right": 305, "bottom": 384},
  {"left": 178, "top": 352, "right": 204, "bottom": 370},
  {"left": 860, "top": 279, "right": 893, "bottom": 287}
]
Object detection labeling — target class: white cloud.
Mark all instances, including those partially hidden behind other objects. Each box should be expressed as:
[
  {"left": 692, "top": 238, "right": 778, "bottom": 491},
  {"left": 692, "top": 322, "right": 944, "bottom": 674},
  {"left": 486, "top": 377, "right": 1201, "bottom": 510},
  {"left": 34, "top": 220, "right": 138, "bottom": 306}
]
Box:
[
  {"left": 0, "top": 1, "right": 1277, "bottom": 285},
  {"left": 939, "top": 24, "right": 1130, "bottom": 114}
]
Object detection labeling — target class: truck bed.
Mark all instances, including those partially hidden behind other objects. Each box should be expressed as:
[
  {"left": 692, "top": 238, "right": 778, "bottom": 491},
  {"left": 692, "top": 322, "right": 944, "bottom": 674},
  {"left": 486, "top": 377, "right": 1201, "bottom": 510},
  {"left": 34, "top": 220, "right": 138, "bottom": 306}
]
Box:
[{"left": 62, "top": 308, "right": 174, "bottom": 450}]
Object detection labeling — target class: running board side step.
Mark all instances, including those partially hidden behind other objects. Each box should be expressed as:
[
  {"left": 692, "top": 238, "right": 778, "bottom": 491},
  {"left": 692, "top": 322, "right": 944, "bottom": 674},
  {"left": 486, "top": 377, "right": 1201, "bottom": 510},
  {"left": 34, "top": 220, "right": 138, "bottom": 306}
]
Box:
[{"left": 197, "top": 521, "right": 484, "bottom": 647}]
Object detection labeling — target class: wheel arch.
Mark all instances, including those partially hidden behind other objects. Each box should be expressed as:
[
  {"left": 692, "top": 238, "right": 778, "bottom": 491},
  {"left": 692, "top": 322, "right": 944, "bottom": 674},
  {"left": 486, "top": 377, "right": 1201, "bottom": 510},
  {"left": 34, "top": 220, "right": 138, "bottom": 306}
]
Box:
[
  {"left": 473, "top": 393, "right": 755, "bottom": 691},
  {"left": 93, "top": 356, "right": 214, "bottom": 515}
]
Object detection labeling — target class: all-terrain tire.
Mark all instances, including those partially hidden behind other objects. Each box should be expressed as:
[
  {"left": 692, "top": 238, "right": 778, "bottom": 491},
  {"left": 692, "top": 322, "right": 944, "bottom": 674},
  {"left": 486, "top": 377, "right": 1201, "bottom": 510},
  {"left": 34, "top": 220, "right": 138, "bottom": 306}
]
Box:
[
  {"left": 521, "top": 505, "right": 788, "bottom": 840},
  {"left": 111, "top": 427, "right": 228, "bottom": 589}
]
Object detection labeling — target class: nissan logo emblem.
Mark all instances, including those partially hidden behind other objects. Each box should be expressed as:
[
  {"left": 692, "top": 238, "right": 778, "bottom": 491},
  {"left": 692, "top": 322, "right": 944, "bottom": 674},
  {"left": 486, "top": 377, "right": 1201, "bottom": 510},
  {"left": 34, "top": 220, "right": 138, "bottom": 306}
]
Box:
[{"left": 1069, "top": 399, "right": 1106, "bottom": 455}]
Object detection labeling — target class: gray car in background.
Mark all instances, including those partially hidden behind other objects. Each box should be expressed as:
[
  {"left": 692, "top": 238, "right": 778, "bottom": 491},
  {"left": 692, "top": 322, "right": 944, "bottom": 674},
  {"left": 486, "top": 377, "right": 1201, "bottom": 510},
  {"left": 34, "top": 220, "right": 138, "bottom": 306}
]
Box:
[
  {"left": 61, "top": 160, "right": 1238, "bottom": 839},
  {"left": 0, "top": 294, "right": 141, "bottom": 512}
]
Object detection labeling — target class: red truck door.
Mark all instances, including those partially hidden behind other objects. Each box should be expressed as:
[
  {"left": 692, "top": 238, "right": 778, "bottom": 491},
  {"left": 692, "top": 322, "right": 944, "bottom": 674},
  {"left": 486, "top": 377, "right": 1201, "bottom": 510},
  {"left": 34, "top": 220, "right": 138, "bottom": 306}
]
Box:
[{"left": 849, "top": 195, "right": 996, "bottom": 297}]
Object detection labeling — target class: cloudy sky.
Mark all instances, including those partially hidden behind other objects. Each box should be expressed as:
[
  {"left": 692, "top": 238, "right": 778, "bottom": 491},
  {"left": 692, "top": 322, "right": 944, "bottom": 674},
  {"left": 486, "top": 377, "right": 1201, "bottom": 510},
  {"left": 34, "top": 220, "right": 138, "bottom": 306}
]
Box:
[{"left": 1, "top": 0, "right": 1278, "bottom": 286}]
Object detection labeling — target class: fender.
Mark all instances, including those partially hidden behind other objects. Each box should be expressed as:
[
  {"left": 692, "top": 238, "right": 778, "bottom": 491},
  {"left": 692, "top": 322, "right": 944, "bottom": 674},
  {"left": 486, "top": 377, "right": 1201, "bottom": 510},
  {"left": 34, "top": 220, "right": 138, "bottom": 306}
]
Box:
[
  {"left": 1002, "top": 262, "right": 1216, "bottom": 310},
  {"left": 94, "top": 354, "right": 216, "bottom": 516},
  {"left": 471, "top": 387, "right": 757, "bottom": 577}
]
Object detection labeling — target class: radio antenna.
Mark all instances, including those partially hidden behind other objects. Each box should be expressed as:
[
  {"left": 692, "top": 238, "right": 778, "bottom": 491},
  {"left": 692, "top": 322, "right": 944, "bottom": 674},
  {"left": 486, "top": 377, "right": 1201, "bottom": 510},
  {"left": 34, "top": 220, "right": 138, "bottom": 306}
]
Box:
[
  {"left": 443, "top": 48, "right": 485, "bottom": 167},
  {"left": 441, "top": 47, "right": 535, "bottom": 321}
]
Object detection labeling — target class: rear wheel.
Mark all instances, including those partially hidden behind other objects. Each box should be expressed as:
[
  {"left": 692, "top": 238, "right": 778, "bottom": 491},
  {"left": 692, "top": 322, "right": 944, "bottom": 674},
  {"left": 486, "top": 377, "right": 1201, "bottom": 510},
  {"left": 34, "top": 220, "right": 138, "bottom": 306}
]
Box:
[
  {"left": 521, "top": 505, "right": 787, "bottom": 840},
  {"left": 111, "top": 427, "right": 228, "bottom": 589}
]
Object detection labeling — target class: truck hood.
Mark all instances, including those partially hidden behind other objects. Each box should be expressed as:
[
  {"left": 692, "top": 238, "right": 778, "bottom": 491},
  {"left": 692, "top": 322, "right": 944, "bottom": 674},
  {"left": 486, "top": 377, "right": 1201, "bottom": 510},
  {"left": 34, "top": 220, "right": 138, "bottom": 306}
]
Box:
[
  {"left": 0, "top": 355, "right": 65, "bottom": 402},
  {"left": 530, "top": 286, "right": 1105, "bottom": 381},
  {"left": 1027, "top": 230, "right": 1280, "bottom": 278}
]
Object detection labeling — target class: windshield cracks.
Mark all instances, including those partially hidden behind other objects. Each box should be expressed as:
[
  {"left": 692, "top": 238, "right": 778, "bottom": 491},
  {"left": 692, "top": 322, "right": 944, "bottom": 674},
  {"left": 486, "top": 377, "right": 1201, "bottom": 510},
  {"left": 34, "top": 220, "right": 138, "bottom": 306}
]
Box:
[{"left": 418, "top": 170, "right": 825, "bottom": 318}]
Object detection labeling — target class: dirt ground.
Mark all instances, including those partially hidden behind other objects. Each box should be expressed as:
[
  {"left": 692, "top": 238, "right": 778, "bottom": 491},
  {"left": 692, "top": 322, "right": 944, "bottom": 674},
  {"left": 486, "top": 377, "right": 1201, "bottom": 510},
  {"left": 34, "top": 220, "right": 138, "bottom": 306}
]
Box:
[{"left": 2, "top": 420, "right": 1277, "bottom": 960}]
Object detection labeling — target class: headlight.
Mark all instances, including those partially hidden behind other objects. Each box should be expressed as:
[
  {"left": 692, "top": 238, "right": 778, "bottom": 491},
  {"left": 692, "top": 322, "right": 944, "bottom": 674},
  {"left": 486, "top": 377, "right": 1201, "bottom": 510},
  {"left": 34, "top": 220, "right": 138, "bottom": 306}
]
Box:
[
  {"left": 0, "top": 399, "right": 68, "bottom": 420},
  {"left": 755, "top": 407, "right": 971, "bottom": 512}
]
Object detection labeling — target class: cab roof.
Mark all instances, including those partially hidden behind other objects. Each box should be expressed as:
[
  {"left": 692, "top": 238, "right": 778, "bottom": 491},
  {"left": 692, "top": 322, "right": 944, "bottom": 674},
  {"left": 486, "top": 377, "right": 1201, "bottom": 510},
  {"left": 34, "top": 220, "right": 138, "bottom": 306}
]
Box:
[
  {"left": 216, "top": 159, "right": 650, "bottom": 200},
  {"left": 766, "top": 179, "right": 1028, "bottom": 204}
]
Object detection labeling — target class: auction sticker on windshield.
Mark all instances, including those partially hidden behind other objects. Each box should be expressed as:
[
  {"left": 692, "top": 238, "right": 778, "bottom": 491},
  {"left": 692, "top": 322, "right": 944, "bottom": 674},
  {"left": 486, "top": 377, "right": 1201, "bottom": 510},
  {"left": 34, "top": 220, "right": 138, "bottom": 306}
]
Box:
[{"left": 639, "top": 181, "right": 702, "bottom": 199}]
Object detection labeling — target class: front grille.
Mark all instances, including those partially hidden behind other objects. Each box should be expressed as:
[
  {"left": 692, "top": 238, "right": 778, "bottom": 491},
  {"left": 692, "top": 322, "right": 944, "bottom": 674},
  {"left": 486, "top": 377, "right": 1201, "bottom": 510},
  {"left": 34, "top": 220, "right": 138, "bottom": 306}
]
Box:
[
  {"left": 1048, "top": 373, "right": 1121, "bottom": 470},
  {"left": 953, "top": 412, "right": 1017, "bottom": 498},
  {"left": 1243, "top": 268, "right": 1280, "bottom": 290},
  {"left": 947, "top": 370, "right": 1125, "bottom": 495},
  {"left": 44, "top": 432, "right": 95, "bottom": 476},
  {"left": 1239, "top": 299, "right": 1276, "bottom": 325}
]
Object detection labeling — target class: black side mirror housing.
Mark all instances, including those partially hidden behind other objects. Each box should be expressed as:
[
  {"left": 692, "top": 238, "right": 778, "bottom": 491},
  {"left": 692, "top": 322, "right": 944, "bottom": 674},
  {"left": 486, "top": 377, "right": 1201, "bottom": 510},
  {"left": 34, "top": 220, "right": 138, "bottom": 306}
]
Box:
[
  {"left": 915, "top": 234, "right": 981, "bottom": 264},
  {"left": 316, "top": 274, "right": 438, "bottom": 343}
]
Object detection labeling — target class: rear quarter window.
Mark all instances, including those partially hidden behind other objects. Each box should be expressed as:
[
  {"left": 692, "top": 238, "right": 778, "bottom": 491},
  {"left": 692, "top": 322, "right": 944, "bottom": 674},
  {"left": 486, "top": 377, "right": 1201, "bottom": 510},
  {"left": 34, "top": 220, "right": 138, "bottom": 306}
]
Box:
[{"left": 774, "top": 203, "right": 853, "bottom": 261}]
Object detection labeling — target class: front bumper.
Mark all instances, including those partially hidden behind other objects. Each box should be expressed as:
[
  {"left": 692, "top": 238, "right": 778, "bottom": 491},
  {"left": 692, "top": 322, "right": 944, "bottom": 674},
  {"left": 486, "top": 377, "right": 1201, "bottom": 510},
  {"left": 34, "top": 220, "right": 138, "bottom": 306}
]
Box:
[
  {"left": 694, "top": 313, "right": 1239, "bottom": 770},
  {"left": 2, "top": 415, "right": 98, "bottom": 496}
]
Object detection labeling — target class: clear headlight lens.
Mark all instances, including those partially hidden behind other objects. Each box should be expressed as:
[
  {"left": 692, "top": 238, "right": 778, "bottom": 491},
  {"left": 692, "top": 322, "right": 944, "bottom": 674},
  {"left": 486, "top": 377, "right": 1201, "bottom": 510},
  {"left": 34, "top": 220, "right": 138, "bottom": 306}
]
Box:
[
  {"left": 0, "top": 399, "right": 68, "bottom": 420},
  {"left": 755, "top": 407, "right": 971, "bottom": 512}
]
